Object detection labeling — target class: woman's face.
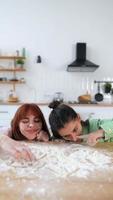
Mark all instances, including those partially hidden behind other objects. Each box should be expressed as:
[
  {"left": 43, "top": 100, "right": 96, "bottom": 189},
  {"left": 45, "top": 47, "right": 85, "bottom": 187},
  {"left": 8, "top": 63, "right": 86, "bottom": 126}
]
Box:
[
  {"left": 19, "top": 111, "right": 42, "bottom": 140},
  {"left": 58, "top": 117, "right": 83, "bottom": 141}
]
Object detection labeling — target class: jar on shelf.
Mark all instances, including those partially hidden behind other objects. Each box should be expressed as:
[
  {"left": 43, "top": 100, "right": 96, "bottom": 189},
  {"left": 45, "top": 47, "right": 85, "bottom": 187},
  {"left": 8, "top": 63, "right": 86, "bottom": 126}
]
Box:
[{"left": 8, "top": 90, "right": 19, "bottom": 102}]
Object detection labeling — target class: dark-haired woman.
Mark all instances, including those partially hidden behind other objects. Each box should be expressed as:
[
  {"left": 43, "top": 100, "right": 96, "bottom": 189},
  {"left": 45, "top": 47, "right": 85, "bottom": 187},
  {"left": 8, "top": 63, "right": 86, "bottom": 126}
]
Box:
[
  {"left": 0, "top": 103, "right": 50, "bottom": 161},
  {"left": 49, "top": 101, "right": 113, "bottom": 146}
]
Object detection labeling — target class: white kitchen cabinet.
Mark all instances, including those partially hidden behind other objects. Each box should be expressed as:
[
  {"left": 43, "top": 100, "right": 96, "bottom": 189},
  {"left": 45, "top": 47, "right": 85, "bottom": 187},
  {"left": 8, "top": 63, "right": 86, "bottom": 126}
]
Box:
[
  {"left": 71, "top": 105, "right": 113, "bottom": 120},
  {"left": 0, "top": 105, "right": 20, "bottom": 127},
  {"left": 0, "top": 104, "right": 113, "bottom": 128}
]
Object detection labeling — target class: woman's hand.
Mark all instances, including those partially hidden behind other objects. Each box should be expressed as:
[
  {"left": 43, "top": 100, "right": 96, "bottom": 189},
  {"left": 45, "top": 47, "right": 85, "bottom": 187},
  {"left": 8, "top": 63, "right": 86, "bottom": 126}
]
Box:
[
  {"left": 87, "top": 129, "right": 104, "bottom": 146},
  {"left": 0, "top": 135, "right": 36, "bottom": 161},
  {"left": 37, "top": 130, "right": 49, "bottom": 142}
]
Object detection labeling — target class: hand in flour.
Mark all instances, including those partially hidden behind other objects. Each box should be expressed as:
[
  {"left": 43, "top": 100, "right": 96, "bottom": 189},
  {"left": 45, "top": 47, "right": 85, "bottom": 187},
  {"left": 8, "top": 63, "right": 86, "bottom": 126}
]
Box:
[
  {"left": 0, "top": 135, "right": 36, "bottom": 161},
  {"left": 36, "top": 130, "right": 49, "bottom": 142},
  {"left": 87, "top": 129, "right": 104, "bottom": 146}
]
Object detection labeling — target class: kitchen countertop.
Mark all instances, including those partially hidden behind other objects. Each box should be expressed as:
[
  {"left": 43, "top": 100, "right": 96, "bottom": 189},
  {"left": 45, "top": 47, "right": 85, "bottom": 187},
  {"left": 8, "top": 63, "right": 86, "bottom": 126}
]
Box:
[
  {"left": 0, "top": 141, "right": 113, "bottom": 200},
  {"left": 0, "top": 102, "right": 113, "bottom": 107}
]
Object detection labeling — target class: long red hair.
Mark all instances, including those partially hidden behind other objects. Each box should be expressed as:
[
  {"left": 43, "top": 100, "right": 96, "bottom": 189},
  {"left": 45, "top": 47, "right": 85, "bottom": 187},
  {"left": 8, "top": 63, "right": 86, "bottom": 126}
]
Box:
[{"left": 11, "top": 103, "right": 50, "bottom": 140}]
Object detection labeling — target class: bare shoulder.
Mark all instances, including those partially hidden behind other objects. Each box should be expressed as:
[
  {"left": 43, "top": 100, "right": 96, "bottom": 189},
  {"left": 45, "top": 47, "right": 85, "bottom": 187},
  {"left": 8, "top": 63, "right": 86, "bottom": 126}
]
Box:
[{"left": 0, "top": 127, "right": 11, "bottom": 137}]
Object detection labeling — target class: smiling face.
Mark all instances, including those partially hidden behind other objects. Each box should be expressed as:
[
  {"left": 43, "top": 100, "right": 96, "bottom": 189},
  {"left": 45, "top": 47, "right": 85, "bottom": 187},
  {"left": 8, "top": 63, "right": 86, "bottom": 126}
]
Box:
[
  {"left": 58, "top": 117, "right": 83, "bottom": 141},
  {"left": 19, "top": 111, "right": 42, "bottom": 140}
]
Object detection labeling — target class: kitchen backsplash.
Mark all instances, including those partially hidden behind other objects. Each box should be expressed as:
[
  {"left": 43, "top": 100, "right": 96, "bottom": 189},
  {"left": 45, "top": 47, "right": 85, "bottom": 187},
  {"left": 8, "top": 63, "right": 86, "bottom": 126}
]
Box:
[{"left": 0, "top": 61, "right": 113, "bottom": 103}]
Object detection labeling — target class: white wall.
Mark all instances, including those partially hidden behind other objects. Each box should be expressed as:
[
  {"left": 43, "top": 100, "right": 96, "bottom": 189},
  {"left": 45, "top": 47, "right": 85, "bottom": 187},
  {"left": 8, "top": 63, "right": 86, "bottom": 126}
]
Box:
[{"left": 0, "top": 0, "right": 113, "bottom": 102}]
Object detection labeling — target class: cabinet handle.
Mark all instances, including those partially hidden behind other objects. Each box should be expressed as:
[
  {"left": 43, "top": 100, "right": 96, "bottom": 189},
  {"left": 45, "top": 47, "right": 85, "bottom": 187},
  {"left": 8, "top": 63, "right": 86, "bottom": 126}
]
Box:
[{"left": 0, "top": 111, "right": 9, "bottom": 113}]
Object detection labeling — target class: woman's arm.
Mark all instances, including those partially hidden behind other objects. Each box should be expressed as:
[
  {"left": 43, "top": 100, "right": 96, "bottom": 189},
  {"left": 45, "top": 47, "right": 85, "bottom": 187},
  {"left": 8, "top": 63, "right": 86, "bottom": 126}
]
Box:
[
  {"left": 36, "top": 130, "right": 50, "bottom": 142},
  {"left": 83, "top": 119, "right": 113, "bottom": 146},
  {"left": 87, "top": 129, "right": 104, "bottom": 146},
  {"left": 77, "top": 129, "right": 104, "bottom": 146},
  {"left": 0, "top": 132, "right": 36, "bottom": 161}
]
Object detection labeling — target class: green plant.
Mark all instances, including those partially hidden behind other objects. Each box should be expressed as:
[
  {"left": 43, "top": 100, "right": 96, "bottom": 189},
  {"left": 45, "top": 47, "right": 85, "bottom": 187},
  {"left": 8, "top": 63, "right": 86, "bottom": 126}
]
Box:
[
  {"left": 103, "top": 82, "right": 112, "bottom": 94},
  {"left": 16, "top": 58, "right": 24, "bottom": 65}
]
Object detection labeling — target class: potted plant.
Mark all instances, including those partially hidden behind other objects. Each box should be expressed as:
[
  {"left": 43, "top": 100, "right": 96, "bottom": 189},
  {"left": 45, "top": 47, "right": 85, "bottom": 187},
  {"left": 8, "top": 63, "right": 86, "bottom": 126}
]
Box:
[
  {"left": 103, "top": 82, "right": 112, "bottom": 94},
  {"left": 16, "top": 58, "right": 24, "bottom": 68}
]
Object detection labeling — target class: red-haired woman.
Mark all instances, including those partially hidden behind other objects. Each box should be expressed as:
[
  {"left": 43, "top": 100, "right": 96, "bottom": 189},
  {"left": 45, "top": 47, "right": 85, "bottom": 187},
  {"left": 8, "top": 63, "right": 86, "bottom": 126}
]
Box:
[{"left": 0, "top": 103, "right": 50, "bottom": 161}]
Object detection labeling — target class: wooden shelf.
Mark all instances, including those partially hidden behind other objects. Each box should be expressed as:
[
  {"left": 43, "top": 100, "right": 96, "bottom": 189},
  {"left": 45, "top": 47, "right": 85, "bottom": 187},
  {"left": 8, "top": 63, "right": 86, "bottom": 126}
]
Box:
[
  {"left": 0, "top": 80, "right": 25, "bottom": 84},
  {"left": 0, "top": 56, "right": 25, "bottom": 59},
  {"left": 0, "top": 54, "right": 26, "bottom": 93},
  {"left": 0, "top": 68, "right": 26, "bottom": 72}
]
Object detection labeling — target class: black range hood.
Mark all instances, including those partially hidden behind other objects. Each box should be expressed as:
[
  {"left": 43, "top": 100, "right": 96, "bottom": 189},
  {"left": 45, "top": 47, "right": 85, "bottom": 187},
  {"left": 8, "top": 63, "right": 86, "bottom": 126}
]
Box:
[{"left": 67, "top": 43, "right": 99, "bottom": 72}]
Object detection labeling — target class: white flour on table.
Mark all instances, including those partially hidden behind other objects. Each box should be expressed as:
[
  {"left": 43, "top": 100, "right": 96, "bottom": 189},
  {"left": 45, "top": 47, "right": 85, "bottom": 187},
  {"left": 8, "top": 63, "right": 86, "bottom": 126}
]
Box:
[{"left": 0, "top": 142, "right": 113, "bottom": 179}]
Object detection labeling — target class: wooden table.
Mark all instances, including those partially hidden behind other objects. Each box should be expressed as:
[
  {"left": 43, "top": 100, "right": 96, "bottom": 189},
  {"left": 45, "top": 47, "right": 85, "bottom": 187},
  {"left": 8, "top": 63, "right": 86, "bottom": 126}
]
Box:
[{"left": 0, "top": 142, "right": 113, "bottom": 200}]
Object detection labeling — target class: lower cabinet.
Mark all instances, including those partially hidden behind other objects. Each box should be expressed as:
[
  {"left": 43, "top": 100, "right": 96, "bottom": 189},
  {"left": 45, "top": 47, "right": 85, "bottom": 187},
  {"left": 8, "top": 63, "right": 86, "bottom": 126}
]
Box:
[
  {"left": 0, "top": 105, "right": 20, "bottom": 128},
  {"left": 0, "top": 104, "right": 113, "bottom": 128},
  {"left": 71, "top": 106, "right": 113, "bottom": 120}
]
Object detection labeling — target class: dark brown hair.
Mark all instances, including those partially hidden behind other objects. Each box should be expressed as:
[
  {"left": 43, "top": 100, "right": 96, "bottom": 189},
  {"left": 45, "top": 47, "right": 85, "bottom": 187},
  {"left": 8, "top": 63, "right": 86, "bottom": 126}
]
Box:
[
  {"left": 49, "top": 101, "right": 88, "bottom": 139},
  {"left": 49, "top": 101, "right": 78, "bottom": 139},
  {"left": 11, "top": 103, "right": 50, "bottom": 140}
]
